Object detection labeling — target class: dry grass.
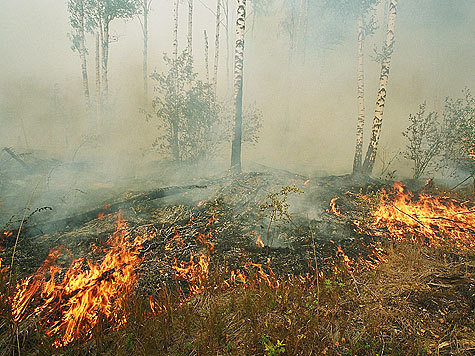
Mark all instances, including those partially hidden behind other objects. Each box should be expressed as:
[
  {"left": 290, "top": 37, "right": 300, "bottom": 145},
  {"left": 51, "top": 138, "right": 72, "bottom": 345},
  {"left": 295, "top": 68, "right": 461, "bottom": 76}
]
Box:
[{"left": 1, "top": 239, "right": 473, "bottom": 356}]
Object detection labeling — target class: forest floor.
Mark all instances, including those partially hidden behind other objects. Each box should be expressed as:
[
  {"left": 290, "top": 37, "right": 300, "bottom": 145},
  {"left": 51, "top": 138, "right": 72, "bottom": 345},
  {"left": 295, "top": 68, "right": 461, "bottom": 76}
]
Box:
[{"left": 0, "top": 159, "right": 474, "bottom": 355}]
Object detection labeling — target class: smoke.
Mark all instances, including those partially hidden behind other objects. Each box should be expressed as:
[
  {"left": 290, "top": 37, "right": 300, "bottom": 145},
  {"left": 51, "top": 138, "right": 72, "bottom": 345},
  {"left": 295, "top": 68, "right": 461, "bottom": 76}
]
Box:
[{"left": 0, "top": 0, "right": 474, "bottom": 222}]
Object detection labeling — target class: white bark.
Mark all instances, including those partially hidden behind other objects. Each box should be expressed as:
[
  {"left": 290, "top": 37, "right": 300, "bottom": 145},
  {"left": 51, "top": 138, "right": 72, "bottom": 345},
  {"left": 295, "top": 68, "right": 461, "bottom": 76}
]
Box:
[
  {"left": 95, "top": 32, "right": 101, "bottom": 129},
  {"left": 187, "top": 0, "right": 193, "bottom": 62},
  {"left": 230, "top": 0, "right": 246, "bottom": 174},
  {"left": 352, "top": 14, "right": 366, "bottom": 173},
  {"left": 362, "top": 0, "right": 398, "bottom": 174},
  {"left": 204, "top": 30, "right": 210, "bottom": 85},
  {"left": 213, "top": 0, "right": 221, "bottom": 96}
]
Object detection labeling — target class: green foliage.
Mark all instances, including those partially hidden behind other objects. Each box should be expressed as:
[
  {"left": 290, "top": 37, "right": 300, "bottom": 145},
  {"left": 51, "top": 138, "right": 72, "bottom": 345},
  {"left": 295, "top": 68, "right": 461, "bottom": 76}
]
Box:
[
  {"left": 150, "top": 51, "right": 263, "bottom": 162},
  {"left": 258, "top": 185, "right": 303, "bottom": 248},
  {"left": 403, "top": 90, "right": 475, "bottom": 179},
  {"left": 442, "top": 89, "right": 475, "bottom": 175},
  {"left": 261, "top": 334, "right": 286, "bottom": 356},
  {"left": 85, "top": 0, "right": 142, "bottom": 27},
  {"left": 150, "top": 51, "right": 221, "bottom": 161},
  {"left": 402, "top": 102, "right": 443, "bottom": 179}
]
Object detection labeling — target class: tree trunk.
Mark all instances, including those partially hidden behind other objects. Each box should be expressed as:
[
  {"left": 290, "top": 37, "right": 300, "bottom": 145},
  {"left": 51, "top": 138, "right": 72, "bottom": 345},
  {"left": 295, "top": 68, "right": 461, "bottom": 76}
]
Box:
[
  {"left": 95, "top": 32, "right": 101, "bottom": 130},
  {"left": 78, "top": 0, "right": 90, "bottom": 107},
  {"left": 187, "top": 0, "right": 193, "bottom": 64},
  {"left": 204, "top": 30, "right": 210, "bottom": 85},
  {"left": 362, "top": 0, "right": 397, "bottom": 175},
  {"left": 213, "top": 0, "right": 221, "bottom": 97},
  {"left": 143, "top": 0, "right": 149, "bottom": 105},
  {"left": 225, "top": 0, "right": 230, "bottom": 93},
  {"left": 173, "top": 0, "right": 179, "bottom": 61},
  {"left": 172, "top": 0, "right": 180, "bottom": 160},
  {"left": 230, "top": 0, "right": 246, "bottom": 174},
  {"left": 102, "top": 20, "right": 110, "bottom": 96},
  {"left": 352, "top": 14, "right": 366, "bottom": 174}
]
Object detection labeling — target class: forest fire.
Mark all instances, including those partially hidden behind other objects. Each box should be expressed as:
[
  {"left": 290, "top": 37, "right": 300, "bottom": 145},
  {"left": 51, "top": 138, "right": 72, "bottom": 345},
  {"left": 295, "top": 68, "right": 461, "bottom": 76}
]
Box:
[
  {"left": 370, "top": 182, "right": 475, "bottom": 248},
  {"left": 11, "top": 212, "right": 154, "bottom": 347},
  {"left": 327, "top": 197, "right": 342, "bottom": 216},
  {"left": 172, "top": 253, "right": 210, "bottom": 295}
]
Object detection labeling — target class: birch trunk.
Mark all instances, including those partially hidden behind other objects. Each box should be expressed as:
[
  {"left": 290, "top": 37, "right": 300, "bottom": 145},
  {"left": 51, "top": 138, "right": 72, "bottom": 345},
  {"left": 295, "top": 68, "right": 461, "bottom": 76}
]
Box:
[
  {"left": 143, "top": 0, "right": 149, "bottom": 105},
  {"left": 78, "top": 0, "right": 90, "bottom": 106},
  {"left": 213, "top": 0, "right": 221, "bottom": 96},
  {"left": 225, "top": 0, "right": 230, "bottom": 93},
  {"left": 352, "top": 14, "right": 366, "bottom": 174},
  {"left": 173, "top": 0, "right": 179, "bottom": 61},
  {"left": 101, "top": 20, "right": 110, "bottom": 96},
  {"left": 95, "top": 32, "right": 101, "bottom": 129},
  {"left": 362, "top": 0, "right": 397, "bottom": 175},
  {"left": 230, "top": 0, "right": 246, "bottom": 174},
  {"left": 204, "top": 30, "right": 210, "bottom": 85},
  {"left": 187, "top": 0, "right": 193, "bottom": 62},
  {"left": 172, "top": 0, "right": 180, "bottom": 160}
]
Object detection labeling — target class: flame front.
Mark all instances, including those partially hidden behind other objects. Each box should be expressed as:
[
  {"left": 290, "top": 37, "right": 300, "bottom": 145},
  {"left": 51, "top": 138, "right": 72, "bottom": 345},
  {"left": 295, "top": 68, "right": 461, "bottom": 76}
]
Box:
[
  {"left": 11, "top": 212, "right": 153, "bottom": 347},
  {"left": 328, "top": 197, "right": 342, "bottom": 216},
  {"left": 371, "top": 182, "right": 475, "bottom": 248}
]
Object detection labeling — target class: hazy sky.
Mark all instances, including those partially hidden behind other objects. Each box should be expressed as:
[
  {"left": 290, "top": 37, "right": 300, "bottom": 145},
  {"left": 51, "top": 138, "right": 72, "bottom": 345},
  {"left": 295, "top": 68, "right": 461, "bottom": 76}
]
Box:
[{"left": 1, "top": 0, "right": 474, "bottom": 176}]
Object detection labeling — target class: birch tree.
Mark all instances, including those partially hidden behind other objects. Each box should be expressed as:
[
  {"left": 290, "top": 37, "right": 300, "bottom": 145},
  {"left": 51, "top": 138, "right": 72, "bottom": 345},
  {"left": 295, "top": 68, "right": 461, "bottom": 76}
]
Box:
[
  {"left": 351, "top": 0, "right": 379, "bottom": 174},
  {"left": 213, "top": 0, "right": 221, "bottom": 96},
  {"left": 362, "top": 0, "right": 398, "bottom": 174},
  {"left": 138, "top": 0, "right": 152, "bottom": 105},
  {"left": 230, "top": 0, "right": 246, "bottom": 174},
  {"left": 68, "top": 0, "right": 91, "bottom": 107},
  {"left": 95, "top": 32, "right": 101, "bottom": 128},
  {"left": 204, "top": 30, "right": 210, "bottom": 85},
  {"left": 85, "top": 0, "right": 142, "bottom": 96},
  {"left": 187, "top": 0, "right": 193, "bottom": 64},
  {"left": 352, "top": 14, "right": 366, "bottom": 173},
  {"left": 171, "top": 0, "right": 180, "bottom": 160}
]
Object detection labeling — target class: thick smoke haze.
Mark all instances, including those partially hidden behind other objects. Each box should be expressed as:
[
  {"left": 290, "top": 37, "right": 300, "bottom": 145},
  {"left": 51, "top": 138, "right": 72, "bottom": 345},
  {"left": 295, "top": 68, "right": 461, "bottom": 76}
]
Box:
[{"left": 0, "top": 0, "right": 474, "bottom": 178}]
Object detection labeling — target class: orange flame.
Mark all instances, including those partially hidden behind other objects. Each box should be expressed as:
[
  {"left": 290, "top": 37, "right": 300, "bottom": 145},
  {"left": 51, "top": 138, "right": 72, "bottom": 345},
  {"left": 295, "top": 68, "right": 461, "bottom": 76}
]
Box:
[
  {"left": 11, "top": 212, "right": 154, "bottom": 347},
  {"left": 372, "top": 182, "right": 475, "bottom": 248},
  {"left": 172, "top": 253, "right": 209, "bottom": 295},
  {"left": 336, "top": 245, "right": 353, "bottom": 271},
  {"left": 327, "top": 197, "right": 342, "bottom": 216},
  {"left": 256, "top": 234, "right": 264, "bottom": 248}
]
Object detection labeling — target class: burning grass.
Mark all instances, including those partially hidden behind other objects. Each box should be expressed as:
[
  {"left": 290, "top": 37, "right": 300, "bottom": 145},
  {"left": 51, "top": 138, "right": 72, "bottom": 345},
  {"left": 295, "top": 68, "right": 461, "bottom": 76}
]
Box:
[
  {"left": 0, "top": 176, "right": 474, "bottom": 355},
  {"left": 2, "top": 241, "right": 472, "bottom": 355}
]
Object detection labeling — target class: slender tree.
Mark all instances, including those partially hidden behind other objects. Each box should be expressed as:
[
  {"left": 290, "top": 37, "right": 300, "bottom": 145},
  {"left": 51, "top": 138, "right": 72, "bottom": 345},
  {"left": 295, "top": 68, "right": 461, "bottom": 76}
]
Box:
[
  {"left": 139, "top": 0, "right": 152, "bottom": 105},
  {"left": 187, "top": 0, "right": 193, "bottom": 63},
  {"left": 362, "top": 0, "right": 398, "bottom": 174},
  {"left": 173, "top": 0, "right": 179, "bottom": 61},
  {"left": 204, "top": 30, "right": 210, "bottom": 85},
  {"left": 68, "top": 0, "right": 90, "bottom": 106},
  {"left": 352, "top": 13, "right": 367, "bottom": 173},
  {"left": 86, "top": 0, "right": 142, "bottom": 96},
  {"left": 230, "top": 0, "right": 246, "bottom": 174},
  {"left": 213, "top": 0, "right": 221, "bottom": 96},
  {"left": 171, "top": 0, "right": 180, "bottom": 160},
  {"left": 95, "top": 32, "right": 101, "bottom": 128}
]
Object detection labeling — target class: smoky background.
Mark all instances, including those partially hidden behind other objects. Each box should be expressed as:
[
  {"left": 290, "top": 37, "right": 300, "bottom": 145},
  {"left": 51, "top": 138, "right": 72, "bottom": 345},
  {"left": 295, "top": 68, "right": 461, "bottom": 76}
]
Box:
[{"left": 0, "top": 0, "right": 474, "bottom": 224}]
